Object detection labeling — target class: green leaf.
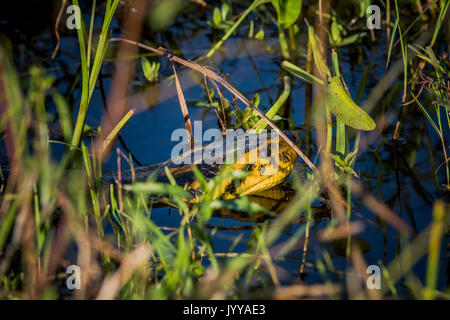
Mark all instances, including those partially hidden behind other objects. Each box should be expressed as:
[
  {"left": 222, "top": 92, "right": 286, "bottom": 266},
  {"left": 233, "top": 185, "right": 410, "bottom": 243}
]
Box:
[
  {"left": 251, "top": 92, "right": 260, "bottom": 108},
  {"left": 141, "top": 57, "right": 159, "bottom": 82},
  {"left": 331, "top": 16, "right": 343, "bottom": 44},
  {"left": 359, "top": 0, "right": 372, "bottom": 18},
  {"left": 255, "top": 27, "right": 265, "bottom": 40},
  {"left": 326, "top": 77, "right": 376, "bottom": 131},
  {"left": 331, "top": 154, "right": 359, "bottom": 177},
  {"left": 337, "top": 32, "right": 367, "bottom": 47},
  {"left": 213, "top": 7, "right": 222, "bottom": 26},
  {"left": 221, "top": 2, "right": 231, "bottom": 21},
  {"left": 271, "top": 0, "right": 302, "bottom": 30},
  {"left": 141, "top": 56, "right": 152, "bottom": 81}
]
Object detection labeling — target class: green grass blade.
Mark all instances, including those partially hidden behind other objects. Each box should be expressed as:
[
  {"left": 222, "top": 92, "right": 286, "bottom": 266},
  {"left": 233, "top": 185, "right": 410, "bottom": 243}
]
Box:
[
  {"left": 424, "top": 200, "right": 446, "bottom": 299},
  {"left": 71, "top": 0, "right": 89, "bottom": 149},
  {"left": 430, "top": 0, "right": 450, "bottom": 47},
  {"left": 414, "top": 94, "right": 442, "bottom": 138},
  {"left": 253, "top": 76, "right": 291, "bottom": 132},
  {"left": 281, "top": 61, "right": 324, "bottom": 86},
  {"left": 102, "top": 109, "right": 135, "bottom": 154},
  {"left": 386, "top": 18, "right": 399, "bottom": 69}
]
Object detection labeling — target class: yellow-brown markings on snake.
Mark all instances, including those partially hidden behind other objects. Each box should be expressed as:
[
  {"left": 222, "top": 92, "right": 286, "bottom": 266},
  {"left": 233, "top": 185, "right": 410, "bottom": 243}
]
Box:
[
  {"left": 220, "top": 137, "right": 298, "bottom": 200},
  {"left": 172, "top": 135, "right": 298, "bottom": 201}
]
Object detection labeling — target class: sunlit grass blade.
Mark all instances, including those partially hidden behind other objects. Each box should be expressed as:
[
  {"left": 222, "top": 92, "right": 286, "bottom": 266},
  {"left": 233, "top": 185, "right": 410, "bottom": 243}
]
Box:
[
  {"left": 71, "top": 0, "right": 120, "bottom": 149},
  {"left": 386, "top": 18, "right": 399, "bottom": 69},
  {"left": 253, "top": 76, "right": 291, "bottom": 132},
  {"left": 430, "top": 0, "right": 450, "bottom": 47},
  {"left": 413, "top": 93, "right": 442, "bottom": 138},
  {"left": 424, "top": 200, "right": 446, "bottom": 299},
  {"left": 102, "top": 109, "right": 135, "bottom": 154},
  {"left": 281, "top": 61, "right": 324, "bottom": 86}
]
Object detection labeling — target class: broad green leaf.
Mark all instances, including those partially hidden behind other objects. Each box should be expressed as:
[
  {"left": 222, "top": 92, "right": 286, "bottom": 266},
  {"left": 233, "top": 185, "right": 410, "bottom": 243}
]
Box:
[
  {"left": 271, "top": 0, "right": 302, "bottom": 30},
  {"left": 326, "top": 77, "right": 376, "bottom": 131}
]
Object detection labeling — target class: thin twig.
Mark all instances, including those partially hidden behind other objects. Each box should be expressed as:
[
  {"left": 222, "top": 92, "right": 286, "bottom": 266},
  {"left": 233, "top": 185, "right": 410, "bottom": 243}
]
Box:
[
  {"left": 51, "top": 0, "right": 67, "bottom": 60},
  {"left": 172, "top": 63, "right": 194, "bottom": 146}
]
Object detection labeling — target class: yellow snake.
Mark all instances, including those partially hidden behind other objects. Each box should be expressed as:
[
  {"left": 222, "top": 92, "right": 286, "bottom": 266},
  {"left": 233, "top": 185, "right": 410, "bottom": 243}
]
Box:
[{"left": 105, "top": 131, "right": 300, "bottom": 201}]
